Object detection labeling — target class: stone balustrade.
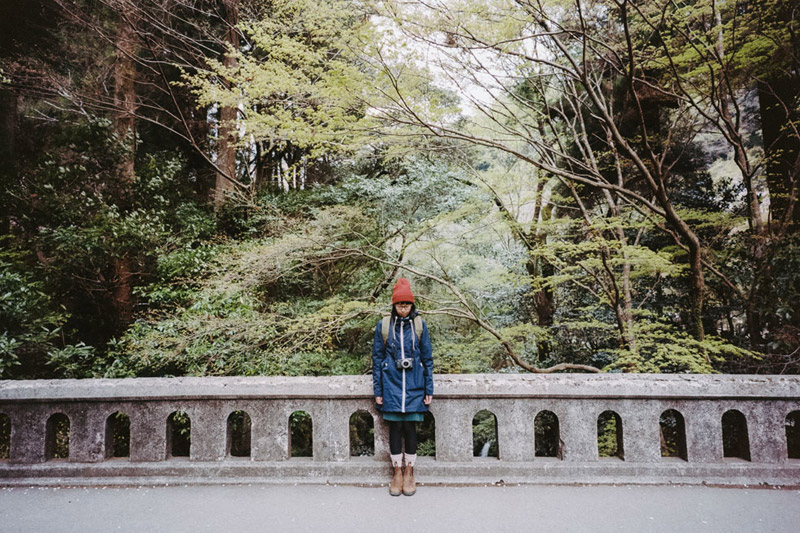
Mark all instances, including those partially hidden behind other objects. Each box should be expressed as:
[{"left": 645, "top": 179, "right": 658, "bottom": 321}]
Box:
[{"left": 1, "top": 374, "right": 800, "bottom": 487}]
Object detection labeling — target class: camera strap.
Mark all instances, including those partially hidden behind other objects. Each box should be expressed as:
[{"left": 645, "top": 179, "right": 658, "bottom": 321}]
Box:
[
  {"left": 381, "top": 315, "right": 422, "bottom": 346},
  {"left": 380, "top": 315, "right": 422, "bottom": 364}
]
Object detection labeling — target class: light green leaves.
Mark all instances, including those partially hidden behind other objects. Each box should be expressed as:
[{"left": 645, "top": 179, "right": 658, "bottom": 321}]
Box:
[{"left": 188, "top": 0, "right": 373, "bottom": 158}]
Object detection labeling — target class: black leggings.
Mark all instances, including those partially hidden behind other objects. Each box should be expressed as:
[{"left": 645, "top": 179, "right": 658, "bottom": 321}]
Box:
[{"left": 388, "top": 420, "right": 417, "bottom": 455}]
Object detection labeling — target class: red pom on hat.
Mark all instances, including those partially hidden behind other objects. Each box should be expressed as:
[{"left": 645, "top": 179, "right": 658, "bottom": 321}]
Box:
[{"left": 392, "top": 278, "right": 415, "bottom": 304}]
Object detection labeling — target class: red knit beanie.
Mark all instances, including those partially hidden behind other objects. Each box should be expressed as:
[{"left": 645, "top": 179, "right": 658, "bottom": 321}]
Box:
[{"left": 392, "top": 278, "right": 415, "bottom": 304}]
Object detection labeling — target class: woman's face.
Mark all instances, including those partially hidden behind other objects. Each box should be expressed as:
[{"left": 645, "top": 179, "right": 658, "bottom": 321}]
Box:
[{"left": 395, "top": 302, "right": 412, "bottom": 318}]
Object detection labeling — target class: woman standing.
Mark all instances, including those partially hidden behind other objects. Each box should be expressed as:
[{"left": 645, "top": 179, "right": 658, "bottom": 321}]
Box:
[{"left": 372, "top": 278, "right": 434, "bottom": 496}]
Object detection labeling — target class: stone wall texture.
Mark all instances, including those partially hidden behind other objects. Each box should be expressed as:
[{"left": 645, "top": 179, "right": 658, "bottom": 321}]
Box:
[{"left": 1, "top": 374, "right": 799, "bottom": 486}]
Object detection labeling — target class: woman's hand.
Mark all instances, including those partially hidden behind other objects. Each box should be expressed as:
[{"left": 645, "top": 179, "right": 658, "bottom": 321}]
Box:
[
  {"left": 375, "top": 396, "right": 383, "bottom": 405},
  {"left": 424, "top": 395, "right": 432, "bottom": 405}
]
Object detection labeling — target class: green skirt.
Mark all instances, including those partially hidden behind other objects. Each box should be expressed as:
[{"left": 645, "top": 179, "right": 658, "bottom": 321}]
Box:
[{"left": 382, "top": 412, "right": 424, "bottom": 422}]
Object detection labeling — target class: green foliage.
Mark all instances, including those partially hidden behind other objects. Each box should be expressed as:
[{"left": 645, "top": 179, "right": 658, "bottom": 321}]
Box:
[
  {"left": 3, "top": 116, "right": 216, "bottom": 364},
  {"left": 103, "top": 153, "right": 528, "bottom": 378},
  {"left": 416, "top": 439, "right": 436, "bottom": 457},
  {"left": 107, "top": 412, "right": 131, "bottom": 458},
  {"left": 228, "top": 410, "right": 251, "bottom": 457},
  {"left": 0, "top": 245, "right": 93, "bottom": 378},
  {"left": 534, "top": 411, "right": 560, "bottom": 458},
  {"left": 138, "top": 245, "right": 220, "bottom": 309},
  {"left": 640, "top": 0, "right": 794, "bottom": 86},
  {"left": 48, "top": 414, "right": 70, "bottom": 459},
  {"left": 0, "top": 414, "right": 9, "bottom": 460},
  {"left": 332, "top": 156, "right": 473, "bottom": 224},
  {"left": 46, "top": 343, "right": 97, "bottom": 379},
  {"left": 597, "top": 412, "right": 621, "bottom": 458},
  {"left": 0, "top": 333, "right": 21, "bottom": 376},
  {"left": 167, "top": 411, "right": 191, "bottom": 457},
  {"left": 416, "top": 412, "right": 437, "bottom": 457},
  {"left": 518, "top": 200, "right": 757, "bottom": 373},
  {"left": 290, "top": 411, "right": 313, "bottom": 457},
  {"left": 3, "top": 0, "right": 795, "bottom": 383},
  {"left": 434, "top": 336, "right": 499, "bottom": 374},
  {"left": 660, "top": 410, "right": 686, "bottom": 458},
  {"left": 107, "top": 205, "right": 383, "bottom": 377},
  {"left": 472, "top": 410, "right": 498, "bottom": 457},
  {"left": 608, "top": 322, "right": 756, "bottom": 374},
  {"left": 0, "top": 252, "right": 60, "bottom": 375},
  {"left": 189, "top": 0, "right": 371, "bottom": 159},
  {"left": 349, "top": 411, "right": 375, "bottom": 457}
]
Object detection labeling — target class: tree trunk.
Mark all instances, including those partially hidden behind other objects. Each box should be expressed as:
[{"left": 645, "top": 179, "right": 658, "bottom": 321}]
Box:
[
  {"left": 0, "top": 89, "right": 17, "bottom": 235},
  {"left": 755, "top": 0, "right": 800, "bottom": 231},
  {"left": 687, "top": 242, "right": 706, "bottom": 343},
  {"left": 111, "top": 1, "right": 138, "bottom": 328},
  {"left": 113, "top": 2, "right": 137, "bottom": 193},
  {"left": 189, "top": 104, "right": 215, "bottom": 200},
  {"left": 529, "top": 178, "right": 556, "bottom": 358},
  {"left": 214, "top": 0, "right": 240, "bottom": 206},
  {"left": 617, "top": 229, "right": 637, "bottom": 355},
  {"left": 658, "top": 190, "right": 707, "bottom": 342},
  {"left": 484, "top": 167, "right": 556, "bottom": 358},
  {"left": 759, "top": 79, "right": 800, "bottom": 231},
  {"left": 526, "top": 253, "right": 555, "bottom": 358}
]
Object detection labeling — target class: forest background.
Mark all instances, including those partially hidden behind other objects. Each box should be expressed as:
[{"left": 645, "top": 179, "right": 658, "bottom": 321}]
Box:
[{"left": 1, "top": 0, "right": 799, "bottom": 384}]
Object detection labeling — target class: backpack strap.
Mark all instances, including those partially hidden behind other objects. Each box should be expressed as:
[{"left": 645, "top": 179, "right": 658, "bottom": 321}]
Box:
[
  {"left": 381, "top": 315, "right": 423, "bottom": 343},
  {"left": 413, "top": 316, "right": 423, "bottom": 340},
  {"left": 381, "top": 316, "right": 391, "bottom": 343}
]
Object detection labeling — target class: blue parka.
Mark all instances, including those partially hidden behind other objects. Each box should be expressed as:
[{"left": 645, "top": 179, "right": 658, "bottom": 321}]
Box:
[{"left": 372, "top": 312, "right": 434, "bottom": 413}]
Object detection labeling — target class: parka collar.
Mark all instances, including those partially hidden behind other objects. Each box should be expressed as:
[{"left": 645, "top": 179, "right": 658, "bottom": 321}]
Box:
[{"left": 393, "top": 309, "right": 418, "bottom": 323}]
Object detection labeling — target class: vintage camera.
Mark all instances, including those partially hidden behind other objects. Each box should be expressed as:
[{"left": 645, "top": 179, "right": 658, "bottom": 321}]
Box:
[{"left": 395, "top": 357, "right": 414, "bottom": 370}]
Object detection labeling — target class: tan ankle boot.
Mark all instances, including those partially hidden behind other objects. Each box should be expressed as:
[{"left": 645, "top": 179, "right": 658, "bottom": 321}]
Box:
[
  {"left": 389, "top": 466, "right": 403, "bottom": 496},
  {"left": 402, "top": 465, "right": 416, "bottom": 496}
]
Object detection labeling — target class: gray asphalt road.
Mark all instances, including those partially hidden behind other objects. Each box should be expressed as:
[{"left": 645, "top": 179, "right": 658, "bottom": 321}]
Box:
[{"left": 1, "top": 484, "right": 798, "bottom": 532}]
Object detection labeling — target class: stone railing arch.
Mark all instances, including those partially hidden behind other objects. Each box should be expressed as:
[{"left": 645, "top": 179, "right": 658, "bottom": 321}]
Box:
[{"left": 1, "top": 374, "right": 799, "bottom": 486}]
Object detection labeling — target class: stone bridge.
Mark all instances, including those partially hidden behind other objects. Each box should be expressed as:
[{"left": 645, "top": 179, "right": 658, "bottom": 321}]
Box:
[{"left": 1, "top": 374, "right": 800, "bottom": 487}]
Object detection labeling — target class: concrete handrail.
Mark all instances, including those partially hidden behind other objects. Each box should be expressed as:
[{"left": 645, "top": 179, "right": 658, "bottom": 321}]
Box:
[
  {"left": 1, "top": 374, "right": 800, "bottom": 486},
  {"left": 3, "top": 374, "right": 800, "bottom": 400}
]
